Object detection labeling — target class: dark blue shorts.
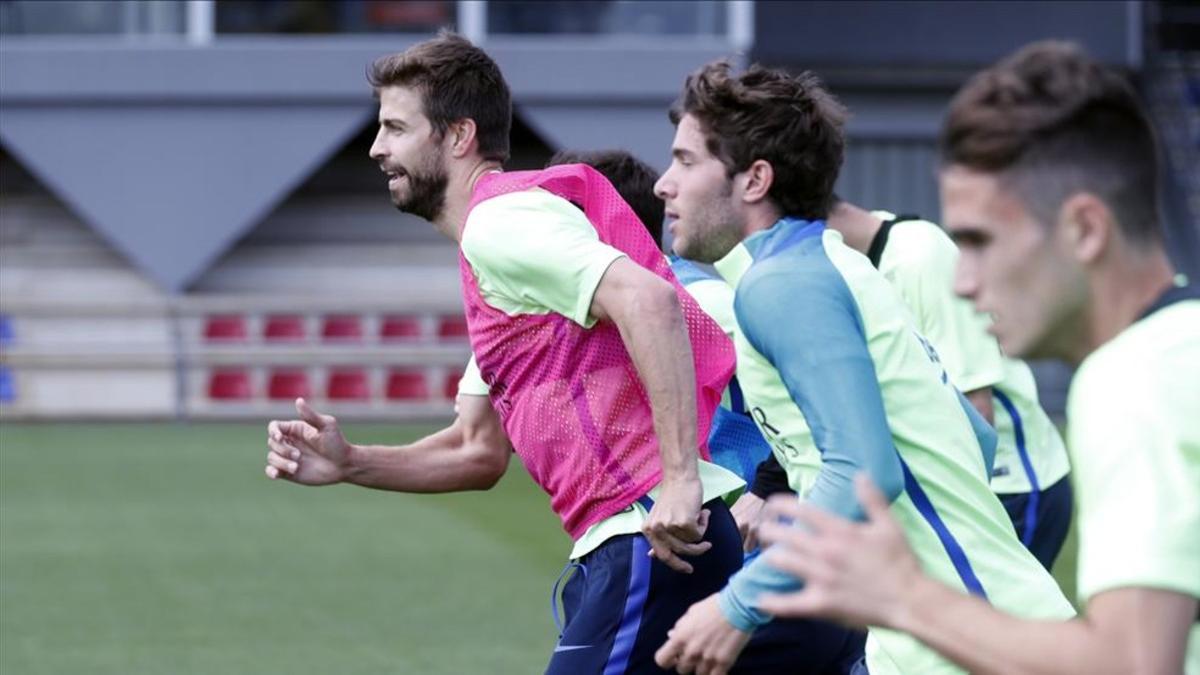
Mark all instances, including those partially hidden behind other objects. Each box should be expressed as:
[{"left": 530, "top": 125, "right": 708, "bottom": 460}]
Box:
[
  {"left": 546, "top": 498, "right": 864, "bottom": 674},
  {"left": 999, "top": 475, "right": 1073, "bottom": 571}
]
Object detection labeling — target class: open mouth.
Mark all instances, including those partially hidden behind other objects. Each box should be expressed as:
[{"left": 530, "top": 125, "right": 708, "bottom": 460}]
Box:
[{"left": 382, "top": 167, "right": 407, "bottom": 187}]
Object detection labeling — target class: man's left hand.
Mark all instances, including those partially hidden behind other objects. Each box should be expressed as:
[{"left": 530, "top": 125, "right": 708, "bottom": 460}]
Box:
[{"left": 654, "top": 593, "right": 751, "bottom": 675}]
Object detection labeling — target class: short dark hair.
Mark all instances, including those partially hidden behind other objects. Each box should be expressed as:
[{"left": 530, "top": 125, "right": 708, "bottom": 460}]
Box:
[
  {"left": 669, "top": 61, "right": 848, "bottom": 221},
  {"left": 368, "top": 31, "right": 512, "bottom": 163},
  {"left": 940, "top": 41, "right": 1161, "bottom": 244},
  {"left": 547, "top": 149, "right": 664, "bottom": 244}
]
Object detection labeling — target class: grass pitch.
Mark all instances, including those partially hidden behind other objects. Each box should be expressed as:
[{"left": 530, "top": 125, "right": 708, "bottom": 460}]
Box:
[
  {"left": 1, "top": 422, "right": 567, "bottom": 674},
  {"left": 0, "top": 422, "right": 1079, "bottom": 674}
]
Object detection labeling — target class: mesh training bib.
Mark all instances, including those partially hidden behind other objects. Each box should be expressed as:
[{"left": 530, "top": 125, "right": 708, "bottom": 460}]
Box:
[{"left": 459, "top": 164, "right": 735, "bottom": 538}]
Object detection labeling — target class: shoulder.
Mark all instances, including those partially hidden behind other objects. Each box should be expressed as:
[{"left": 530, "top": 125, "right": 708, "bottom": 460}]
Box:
[
  {"left": 462, "top": 189, "right": 596, "bottom": 262},
  {"left": 735, "top": 244, "right": 860, "bottom": 350},
  {"left": 465, "top": 189, "right": 588, "bottom": 234},
  {"left": 880, "top": 219, "right": 958, "bottom": 272}
]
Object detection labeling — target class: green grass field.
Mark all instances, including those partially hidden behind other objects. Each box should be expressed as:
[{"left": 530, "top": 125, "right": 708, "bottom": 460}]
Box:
[
  {"left": 1, "top": 422, "right": 569, "bottom": 674},
  {"left": 1, "top": 422, "right": 1080, "bottom": 674}
]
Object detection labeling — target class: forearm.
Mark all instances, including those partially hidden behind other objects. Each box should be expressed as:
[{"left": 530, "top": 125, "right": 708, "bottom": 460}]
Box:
[
  {"left": 344, "top": 425, "right": 508, "bottom": 493},
  {"left": 614, "top": 284, "right": 699, "bottom": 482},
  {"left": 719, "top": 537, "right": 804, "bottom": 630},
  {"left": 894, "top": 577, "right": 1178, "bottom": 675}
]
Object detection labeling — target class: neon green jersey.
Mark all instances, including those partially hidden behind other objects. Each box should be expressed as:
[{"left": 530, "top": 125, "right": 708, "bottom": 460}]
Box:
[
  {"left": 714, "top": 219, "right": 1074, "bottom": 675},
  {"left": 871, "top": 212, "right": 1069, "bottom": 495}
]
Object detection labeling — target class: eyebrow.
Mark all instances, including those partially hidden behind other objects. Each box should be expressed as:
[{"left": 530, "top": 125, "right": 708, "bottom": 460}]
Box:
[
  {"left": 380, "top": 118, "right": 407, "bottom": 130},
  {"left": 671, "top": 148, "right": 696, "bottom": 161}
]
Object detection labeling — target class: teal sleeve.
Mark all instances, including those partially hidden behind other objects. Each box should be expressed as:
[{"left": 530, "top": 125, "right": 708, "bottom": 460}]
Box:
[
  {"left": 717, "top": 261, "right": 904, "bottom": 631},
  {"left": 957, "top": 388, "right": 998, "bottom": 476}
]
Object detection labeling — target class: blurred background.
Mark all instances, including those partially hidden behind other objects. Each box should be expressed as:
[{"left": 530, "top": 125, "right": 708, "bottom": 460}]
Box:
[
  {"left": 0, "top": 1, "right": 1196, "bottom": 673},
  {"left": 0, "top": 0, "right": 1195, "bottom": 423}
]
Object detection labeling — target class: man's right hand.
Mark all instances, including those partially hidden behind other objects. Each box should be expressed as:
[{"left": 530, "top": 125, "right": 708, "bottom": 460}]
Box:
[
  {"left": 643, "top": 476, "right": 712, "bottom": 574},
  {"left": 730, "top": 492, "right": 765, "bottom": 552},
  {"left": 265, "top": 398, "right": 352, "bottom": 486}
]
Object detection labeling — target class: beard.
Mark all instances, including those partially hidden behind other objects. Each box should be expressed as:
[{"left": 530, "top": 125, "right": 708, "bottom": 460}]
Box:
[
  {"left": 389, "top": 153, "right": 449, "bottom": 223},
  {"left": 671, "top": 187, "right": 743, "bottom": 264}
]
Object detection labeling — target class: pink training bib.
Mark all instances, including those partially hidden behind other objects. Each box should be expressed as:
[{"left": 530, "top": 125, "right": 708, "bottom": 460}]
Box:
[{"left": 459, "top": 163, "right": 735, "bottom": 538}]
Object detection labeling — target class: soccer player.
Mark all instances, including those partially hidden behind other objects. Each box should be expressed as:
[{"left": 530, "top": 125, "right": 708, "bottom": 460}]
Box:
[
  {"left": 757, "top": 41, "right": 1199, "bottom": 675},
  {"left": 546, "top": 149, "right": 866, "bottom": 672},
  {"left": 739, "top": 200, "right": 1074, "bottom": 570},
  {"left": 648, "top": 60, "right": 1075, "bottom": 675},
  {"left": 264, "top": 33, "right": 749, "bottom": 674}
]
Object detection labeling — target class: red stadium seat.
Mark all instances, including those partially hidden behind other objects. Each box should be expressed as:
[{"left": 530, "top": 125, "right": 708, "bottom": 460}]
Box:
[
  {"left": 208, "top": 369, "right": 253, "bottom": 400},
  {"left": 436, "top": 316, "right": 469, "bottom": 341},
  {"left": 268, "top": 369, "right": 311, "bottom": 400},
  {"left": 385, "top": 370, "right": 429, "bottom": 401},
  {"left": 380, "top": 315, "right": 423, "bottom": 342},
  {"left": 443, "top": 371, "right": 462, "bottom": 400},
  {"left": 203, "top": 315, "right": 248, "bottom": 342},
  {"left": 263, "top": 315, "right": 306, "bottom": 342},
  {"left": 327, "top": 368, "right": 370, "bottom": 401},
  {"left": 366, "top": 0, "right": 450, "bottom": 28},
  {"left": 321, "top": 314, "right": 364, "bottom": 342}
]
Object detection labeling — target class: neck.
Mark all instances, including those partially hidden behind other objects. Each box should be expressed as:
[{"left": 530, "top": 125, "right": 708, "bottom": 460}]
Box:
[
  {"left": 1074, "top": 244, "right": 1176, "bottom": 362},
  {"left": 741, "top": 203, "right": 784, "bottom": 240},
  {"left": 825, "top": 201, "right": 883, "bottom": 255},
  {"left": 433, "top": 158, "right": 504, "bottom": 242}
]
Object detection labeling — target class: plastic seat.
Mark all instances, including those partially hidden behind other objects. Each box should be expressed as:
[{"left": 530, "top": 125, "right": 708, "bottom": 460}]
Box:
[
  {"left": 0, "top": 366, "right": 15, "bottom": 403},
  {"left": 321, "top": 315, "right": 364, "bottom": 343},
  {"left": 208, "top": 369, "right": 253, "bottom": 400},
  {"left": 436, "top": 316, "right": 469, "bottom": 341},
  {"left": 263, "top": 315, "right": 306, "bottom": 342},
  {"left": 268, "top": 369, "right": 311, "bottom": 400},
  {"left": 385, "top": 370, "right": 429, "bottom": 401},
  {"left": 0, "top": 314, "right": 14, "bottom": 347},
  {"left": 443, "top": 371, "right": 462, "bottom": 400},
  {"left": 380, "top": 315, "right": 422, "bottom": 342},
  {"left": 366, "top": 0, "right": 450, "bottom": 28},
  {"left": 203, "top": 315, "right": 248, "bottom": 342},
  {"left": 327, "top": 368, "right": 370, "bottom": 401}
]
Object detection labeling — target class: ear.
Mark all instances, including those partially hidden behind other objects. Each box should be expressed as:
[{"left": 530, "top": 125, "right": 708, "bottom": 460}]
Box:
[
  {"left": 739, "top": 159, "right": 774, "bottom": 204},
  {"left": 1058, "top": 192, "right": 1113, "bottom": 264},
  {"left": 446, "top": 118, "right": 478, "bottom": 159}
]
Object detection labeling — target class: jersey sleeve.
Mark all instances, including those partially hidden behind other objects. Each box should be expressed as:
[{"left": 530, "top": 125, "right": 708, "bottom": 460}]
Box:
[
  {"left": 461, "top": 190, "right": 627, "bottom": 327},
  {"left": 457, "top": 356, "right": 490, "bottom": 396},
  {"left": 717, "top": 265, "right": 905, "bottom": 631},
  {"left": 890, "top": 223, "right": 1004, "bottom": 393}
]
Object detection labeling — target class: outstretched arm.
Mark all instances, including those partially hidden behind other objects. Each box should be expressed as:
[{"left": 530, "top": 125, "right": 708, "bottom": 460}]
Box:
[
  {"left": 758, "top": 478, "right": 1198, "bottom": 675},
  {"left": 266, "top": 395, "right": 510, "bottom": 493}
]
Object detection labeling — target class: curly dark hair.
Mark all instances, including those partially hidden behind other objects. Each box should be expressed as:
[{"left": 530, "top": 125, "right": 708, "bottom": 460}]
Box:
[
  {"left": 368, "top": 31, "right": 512, "bottom": 163},
  {"left": 547, "top": 149, "right": 664, "bottom": 244},
  {"left": 940, "top": 41, "right": 1161, "bottom": 244},
  {"left": 669, "top": 61, "right": 848, "bottom": 221}
]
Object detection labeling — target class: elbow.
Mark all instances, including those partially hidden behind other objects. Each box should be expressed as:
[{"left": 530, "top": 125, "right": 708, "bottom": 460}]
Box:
[
  {"left": 463, "top": 442, "right": 509, "bottom": 491},
  {"left": 629, "top": 276, "right": 680, "bottom": 322},
  {"left": 873, "top": 456, "right": 905, "bottom": 505}
]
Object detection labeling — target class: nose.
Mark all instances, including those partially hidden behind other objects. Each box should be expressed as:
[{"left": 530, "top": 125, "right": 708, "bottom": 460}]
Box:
[
  {"left": 653, "top": 170, "right": 673, "bottom": 201},
  {"left": 368, "top": 126, "right": 386, "bottom": 161}
]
